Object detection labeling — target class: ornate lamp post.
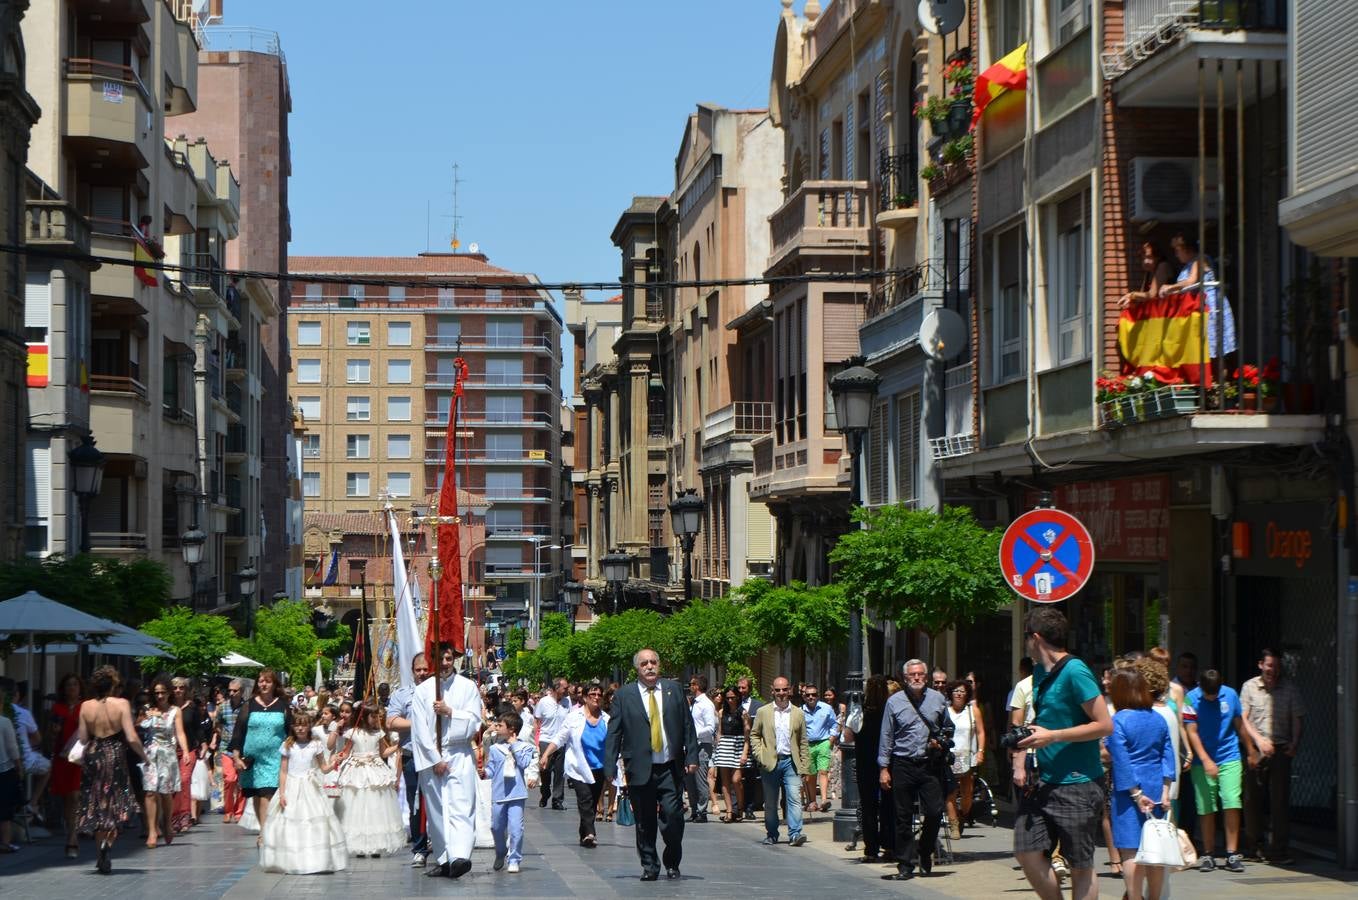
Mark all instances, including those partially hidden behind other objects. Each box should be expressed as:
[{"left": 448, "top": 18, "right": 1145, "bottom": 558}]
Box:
[
  {"left": 828, "top": 360, "right": 880, "bottom": 840},
  {"left": 668, "top": 489, "right": 704, "bottom": 604},
  {"left": 180, "top": 526, "right": 207, "bottom": 608},
  {"left": 601, "top": 549, "right": 630, "bottom": 615},
  {"left": 238, "top": 564, "right": 258, "bottom": 637},
  {"left": 68, "top": 434, "right": 106, "bottom": 554},
  {"left": 563, "top": 580, "right": 583, "bottom": 631}
]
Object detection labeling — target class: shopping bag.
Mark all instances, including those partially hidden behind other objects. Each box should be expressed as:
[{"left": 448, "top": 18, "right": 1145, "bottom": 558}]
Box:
[
  {"left": 1133, "top": 809, "right": 1184, "bottom": 868},
  {"left": 616, "top": 792, "right": 635, "bottom": 827},
  {"left": 1174, "top": 812, "right": 1198, "bottom": 870}
]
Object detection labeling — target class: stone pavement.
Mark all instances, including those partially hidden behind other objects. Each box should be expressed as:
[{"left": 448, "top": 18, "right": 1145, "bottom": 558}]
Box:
[{"left": 2, "top": 800, "right": 1355, "bottom": 898}]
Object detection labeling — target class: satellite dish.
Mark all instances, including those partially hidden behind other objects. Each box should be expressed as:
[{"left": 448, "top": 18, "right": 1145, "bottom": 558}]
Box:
[
  {"left": 919, "top": 308, "right": 967, "bottom": 361},
  {"left": 918, "top": 0, "right": 965, "bottom": 36},
  {"left": 468, "top": 242, "right": 480, "bottom": 254}
]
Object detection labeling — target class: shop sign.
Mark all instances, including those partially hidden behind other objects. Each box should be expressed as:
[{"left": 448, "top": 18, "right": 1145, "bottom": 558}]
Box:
[
  {"left": 1026, "top": 475, "right": 1170, "bottom": 562},
  {"left": 1231, "top": 503, "right": 1333, "bottom": 578}
]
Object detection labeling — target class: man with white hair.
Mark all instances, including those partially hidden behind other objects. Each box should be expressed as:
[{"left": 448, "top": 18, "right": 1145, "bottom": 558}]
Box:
[{"left": 879, "top": 659, "right": 949, "bottom": 880}]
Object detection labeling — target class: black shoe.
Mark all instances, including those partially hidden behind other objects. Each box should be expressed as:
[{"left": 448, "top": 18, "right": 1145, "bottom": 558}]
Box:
[
  {"left": 883, "top": 867, "right": 914, "bottom": 881},
  {"left": 666, "top": 867, "right": 681, "bottom": 879},
  {"left": 426, "top": 862, "right": 451, "bottom": 877},
  {"left": 920, "top": 853, "right": 933, "bottom": 876},
  {"left": 448, "top": 858, "right": 472, "bottom": 879},
  {"left": 552, "top": 801, "right": 567, "bottom": 811},
  {"left": 694, "top": 814, "right": 708, "bottom": 823},
  {"left": 640, "top": 869, "right": 660, "bottom": 881},
  {"left": 539, "top": 797, "right": 548, "bottom": 807},
  {"left": 96, "top": 843, "right": 111, "bottom": 875}
]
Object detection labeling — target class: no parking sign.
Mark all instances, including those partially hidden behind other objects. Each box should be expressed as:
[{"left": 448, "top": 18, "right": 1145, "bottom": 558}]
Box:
[{"left": 999, "top": 507, "right": 1095, "bottom": 603}]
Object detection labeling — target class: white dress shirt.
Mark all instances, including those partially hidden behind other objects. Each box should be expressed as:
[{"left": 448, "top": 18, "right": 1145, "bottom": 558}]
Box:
[
  {"left": 639, "top": 681, "right": 670, "bottom": 763},
  {"left": 773, "top": 703, "right": 793, "bottom": 756},
  {"left": 533, "top": 693, "right": 567, "bottom": 746},
  {"left": 690, "top": 692, "right": 716, "bottom": 744}
]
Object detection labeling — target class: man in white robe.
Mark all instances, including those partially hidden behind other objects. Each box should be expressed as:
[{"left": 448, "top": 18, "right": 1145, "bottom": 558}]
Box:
[{"left": 412, "top": 643, "right": 483, "bottom": 878}]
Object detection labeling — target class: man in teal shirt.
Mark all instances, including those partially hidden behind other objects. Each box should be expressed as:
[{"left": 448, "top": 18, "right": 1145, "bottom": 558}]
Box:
[{"left": 1011, "top": 607, "right": 1113, "bottom": 900}]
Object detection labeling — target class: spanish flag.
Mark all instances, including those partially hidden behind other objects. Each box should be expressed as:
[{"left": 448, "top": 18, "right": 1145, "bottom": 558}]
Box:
[
  {"left": 972, "top": 43, "right": 1028, "bottom": 129},
  {"left": 1117, "top": 292, "right": 1213, "bottom": 387},
  {"left": 133, "top": 234, "right": 159, "bottom": 287},
  {"left": 26, "top": 344, "right": 48, "bottom": 388}
]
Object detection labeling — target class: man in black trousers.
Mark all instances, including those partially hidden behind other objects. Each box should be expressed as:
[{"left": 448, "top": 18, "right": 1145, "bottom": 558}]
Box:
[{"left": 605, "top": 648, "right": 699, "bottom": 881}]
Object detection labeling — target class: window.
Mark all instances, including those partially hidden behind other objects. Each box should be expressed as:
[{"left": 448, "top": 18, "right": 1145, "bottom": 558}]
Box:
[
  {"left": 297, "top": 396, "right": 320, "bottom": 420},
  {"left": 437, "top": 286, "right": 454, "bottom": 306},
  {"left": 387, "top": 434, "right": 412, "bottom": 459},
  {"left": 866, "top": 401, "right": 888, "bottom": 506},
  {"left": 387, "top": 359, "right": 412, "bottom": 384},
  {"left": 346, "top": 284, "right": 365, "bottom": 301},
  {"left": 434, "top": 318, "right": 460, "bottom": 346},
  {"left": 991, "top": 0, "right": 1028, "bottom": 58},
  {"left": 486, "top": 471, "right": 523, "bottom": 498},
  {"left": 486, "top": 508, "right": 523, "bottom": 535},
  {"left": 388, "top": 321, "right": 411, "bottom": 346},
  {"left": 895, "top": 392, "right": 921, "bottom": 507},
  {"left": 346, "top": 321, "right": 371, "bottom": 345},
  {"left": 345, "top": 472, "right": 370, "bottom": 497},
  {"left": 387, "top": 396, "right": 411, "bottom": 421},
  {"left": 304, "top": 283, "right": 321, "bottom": 302},
  {"left": 302, "top": 434, "right": 320, "bottom": 458},
  {"left": 1051, "top": 0, "right": 1090, "bottom": 45},
  {"left": 386, "top": 472, "right": 412, "bottom": 497},
  {"left": 485, "top": 357, "right": 523, "bottom": 385},
  {"left": 346, "top": 358, "right": 371, "bottom": 383},
  {"left": 485, "top": 319, "right": 522, "bottom": 347},
  {"left": 346, "top": 396, "right": 371, "bottom": 421},
  {"left": 486, "top": 432, "right": 522, "bottom": 460},
  {"left": 485, "top": 288, "right": 502, "bottom": 303},
  {"left": 990, "top": 225, "right": 1027, "bottom": 384},
  {"left": 296, "top": 358, "right": 321, "bottom": 383},
  {"left": 297, "top": 321, "right": 321, "bottom": 345},
  {"left": 388, "top": 285, "right": 405, "bottom": 302},
  {"left": 486, "top": 394, "right": 523, "bottom": 423},
  {"left": 346, "top": 434, "right": 370, "bottom": 459},
  {"left": 1049, "top": 192, "right": 1088, "bottom": 366},
  {"left": 302, "top": 471, "right": 320, "bottom": 497}
]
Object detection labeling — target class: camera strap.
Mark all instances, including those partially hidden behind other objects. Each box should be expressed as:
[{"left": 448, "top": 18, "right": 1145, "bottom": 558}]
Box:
[{"left": 1032, "top": 654, "right": 1078, "bottom": 720}]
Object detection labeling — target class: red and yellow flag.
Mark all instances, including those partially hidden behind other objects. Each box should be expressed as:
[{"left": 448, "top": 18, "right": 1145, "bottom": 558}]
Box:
[
  {"left": 133, "top": 235, "right": 160, "bottom": 287},
  {"left": 26, "top": 345, "right": 48, "bottom": 388},
  {"left": 972, "top": 43, "right": 1028, "bottom": 129},
  {"left": 1117, "top": 292, "right": 1213, "bottom": 387}
]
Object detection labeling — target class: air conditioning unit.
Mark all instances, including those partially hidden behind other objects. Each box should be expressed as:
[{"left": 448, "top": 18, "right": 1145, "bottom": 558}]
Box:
[{"left": 1128, "top": 157, "right": 1220, "bottom": 223}]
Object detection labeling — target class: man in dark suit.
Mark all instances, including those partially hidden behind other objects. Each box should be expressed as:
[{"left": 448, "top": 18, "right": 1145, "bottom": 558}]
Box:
[{"left": 604, "top": 647, "right": 699, "bottom": 881}]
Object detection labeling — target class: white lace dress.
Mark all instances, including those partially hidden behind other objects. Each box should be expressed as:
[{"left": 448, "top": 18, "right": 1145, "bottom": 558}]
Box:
[
  {"left": 259, "top": 739, "right": 348, "bottom": 874},
  {"left": 334, "top": 729, "right": 405, "bottom": 855}
]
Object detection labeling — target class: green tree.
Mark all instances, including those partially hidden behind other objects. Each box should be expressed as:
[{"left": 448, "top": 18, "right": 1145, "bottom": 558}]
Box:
[
  {"left": 722, "top": 662, "right": 759, "bottom": 698},
  {"left": 734, "top": 578, "right": 849, "bottom": 651},
  {"left": 238, "top": 599, "right": 351, "bottom": 685},
  {"left": 138, "top": 606, "right": 240, "bottom": 675},
  {"left": 666, "top": 597, "right": 759, "bottom": 672},
  {"left": 0, "top": 554, "right": 172, "bottom": 628},
  {"left": 829, "top": 503, "right": 1009, "bottom": 638}
]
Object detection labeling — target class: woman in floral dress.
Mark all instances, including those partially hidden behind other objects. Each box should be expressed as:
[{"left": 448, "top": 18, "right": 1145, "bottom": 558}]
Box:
[
  {"left": 140, "top": 674, "right": 188, "bottom": 847},
  {"left": 77, "top": 666, "right": 148, "bottom": 875}
]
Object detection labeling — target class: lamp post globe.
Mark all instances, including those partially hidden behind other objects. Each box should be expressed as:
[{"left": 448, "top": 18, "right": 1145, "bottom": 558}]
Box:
[
  {"left": 668, "top": 489, "right": 704, "bottom": 603},
  {"left": 600, "top": 550, "right": 630, "bottom": 615},
  {"left": 563, "top": 580, "right": 582, "bottom": 630},
  {"left": 180, "top": 527, "right": 207, "bottom": 566},
  {"left": 68, "top": 434, "right": 106, "bottom": 554},
  {"left": 829, "top": 363, "right": 882, "bottom": 434}
]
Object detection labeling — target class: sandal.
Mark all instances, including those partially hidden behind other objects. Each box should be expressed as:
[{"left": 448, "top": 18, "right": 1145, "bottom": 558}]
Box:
[
  {"left": 581, "top": 835, "right": 597, "bottom": 848},
  {"left": 66, "top": 844, "right": 79, "bottom": 859}
]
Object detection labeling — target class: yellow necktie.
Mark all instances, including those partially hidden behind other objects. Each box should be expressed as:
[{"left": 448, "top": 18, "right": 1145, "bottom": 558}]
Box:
[{"left": 648, "top": 687, "right": 662, "bottom": 753}]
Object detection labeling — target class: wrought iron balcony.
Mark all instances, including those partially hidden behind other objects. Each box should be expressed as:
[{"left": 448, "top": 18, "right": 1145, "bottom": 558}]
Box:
[{"left": 879, "top": 150, "right": 919, "bottom": 213}]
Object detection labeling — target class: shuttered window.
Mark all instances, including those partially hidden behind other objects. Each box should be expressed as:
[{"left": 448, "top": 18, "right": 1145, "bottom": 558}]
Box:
[
  {"left": 844, "top": 105, "right": 855, "bottom": 184},
  {"left": 746, "top": 500, "right": 774, "bottom": 564},
  {"left": 895, "top": 392, "right": 921, "bottom": 508},
  {"left": 26, "top": 438, "right": 50, "bottom": 554},
  {"left": 25, "top": 273, "right": 50, "bottom": 339},
  {"left": 866, "top": 401, "right": 889, "bottom": 506},
  {"left": 819, "top": 128, "right": 831, "bottom": 179},
  {"left": 1296, "top": 0, "right": 1357, "bottom": 192},
  {"left": 822, "top": 293, "right": 864, "bottom": 363}
]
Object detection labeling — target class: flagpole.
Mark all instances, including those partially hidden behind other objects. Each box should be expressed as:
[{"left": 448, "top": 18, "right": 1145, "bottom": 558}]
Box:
[{"left": 411, "top": 510, "right": 458, "bottom": 748}]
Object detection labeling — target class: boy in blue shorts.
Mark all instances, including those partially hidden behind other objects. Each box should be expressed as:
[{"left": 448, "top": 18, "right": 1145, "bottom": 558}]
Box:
[{"left": 1184, "top": 669, "right": 1246, "bottom": 873}]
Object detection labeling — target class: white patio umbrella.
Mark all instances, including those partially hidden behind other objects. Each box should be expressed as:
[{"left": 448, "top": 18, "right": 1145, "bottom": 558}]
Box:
[
  {"left": 221, "top": 651, "right": 264, "bottom": 668},
  {"left": 10, "top": 635, "right": 169, "bottom": 658},
  {"left": 0, "top": 591, "right": 119, "bottom": 709}
]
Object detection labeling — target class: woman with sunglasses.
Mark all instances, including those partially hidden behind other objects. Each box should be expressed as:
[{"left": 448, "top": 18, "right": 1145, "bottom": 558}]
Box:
[
  {"left": 539, "top": 681, "right": 609, "bottom": 848},
  {"left": 139, "top": 675, "right": 188, "bottom": 847},
  {"left": 711, "top": 688, "right": 749, "bottom": 821}
]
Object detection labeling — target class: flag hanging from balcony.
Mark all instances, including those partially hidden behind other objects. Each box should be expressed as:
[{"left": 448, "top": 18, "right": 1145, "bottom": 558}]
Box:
[
  {"left": 321, "top": 549, "right": 340, "bottom": 586},
  {"left": 429, "top": 357, "right": 470, "bottom": 658},
  {"left": 1117, "top": 291, "right": 1214, "bottom": 387},
  {"left": 132, "top": 230, "right": 160, "bottom": 287},
  {"left": 26, "top": 345, "right": 48, "bottom": 388},
  {"left": 972, "top": 43, "right": 1028, "bottom": 128}
]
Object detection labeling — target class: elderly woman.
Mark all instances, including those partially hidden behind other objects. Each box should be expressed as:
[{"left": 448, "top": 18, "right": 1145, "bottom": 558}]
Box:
[
  {"left": 539, "top": 681, "right": 609, "bottom": 848},
  {"left": 1107, "top": 668, "right": 1176, "bottom": 900}
]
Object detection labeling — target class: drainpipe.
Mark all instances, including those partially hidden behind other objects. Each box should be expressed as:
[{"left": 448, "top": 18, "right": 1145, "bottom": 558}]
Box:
[{"left": 194, "top": 315, "right": 211, "bottom": 598}]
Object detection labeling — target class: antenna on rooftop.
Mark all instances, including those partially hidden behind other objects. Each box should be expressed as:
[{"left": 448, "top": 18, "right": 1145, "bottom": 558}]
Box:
[{"left": 448, "top": 162, "right": 464, "bottom": 251}]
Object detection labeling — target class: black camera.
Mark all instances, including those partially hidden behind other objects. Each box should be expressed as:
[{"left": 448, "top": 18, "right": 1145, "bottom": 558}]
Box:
[
  {"left": 927, "top": 720, "right": 956, "bottom": 769},
  {"left": 998, "top": 724, "right": 1033, "bottom": 752}
]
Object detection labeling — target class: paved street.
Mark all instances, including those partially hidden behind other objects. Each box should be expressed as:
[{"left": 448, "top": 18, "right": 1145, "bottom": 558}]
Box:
[{"left": 3, "top": 800, "right": 1356, "bottom": 899}]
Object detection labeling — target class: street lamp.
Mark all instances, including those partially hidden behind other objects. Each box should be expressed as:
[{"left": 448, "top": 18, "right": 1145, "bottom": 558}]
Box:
[
  {"left": 530, "top": 538, "right": 560, "bottom": 644},
  {"left": 828, "top": 359, "right": 880, "bottom": 840},
  {"left": 180, "top": 526, "right": 207, "bottom": 608},
  {"left": 563, "top": 580, "right": 583, "bottom": 632},
  {"left": 668, "top": 489, "right": 704, "bottom": 604},
  {"left": 238, "top": 564, "right": 258, "bottom": 637},
  {"left": 601, "top": 549, "right": 630, "bottom": 615},
  {"left": 68, "top": 434, "right": 106, "bottom": 554}
]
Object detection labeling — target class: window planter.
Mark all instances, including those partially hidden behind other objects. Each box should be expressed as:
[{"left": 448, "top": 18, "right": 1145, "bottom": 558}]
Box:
[{"left": 1099, "top": 385, "right": 1200, "bottom": 428}]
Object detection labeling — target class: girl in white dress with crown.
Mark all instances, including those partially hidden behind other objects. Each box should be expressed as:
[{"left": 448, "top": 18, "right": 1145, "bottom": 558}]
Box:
[
  {"left": 333, "top": 702, "right": 405, "bottom": 857},
  {"left": 259, "top": 711, "right": 347, "bottom": 874}
]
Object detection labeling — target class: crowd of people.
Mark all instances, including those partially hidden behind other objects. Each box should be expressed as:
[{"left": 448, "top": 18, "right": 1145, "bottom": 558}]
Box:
[{"left": 0, "top": 614, "right": 1308, "bottom": 896}]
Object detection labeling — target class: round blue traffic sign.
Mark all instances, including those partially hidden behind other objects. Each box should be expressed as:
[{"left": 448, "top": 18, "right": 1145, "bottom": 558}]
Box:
[{"left": 999, "top": 507, "right": 1095, "bottom": 603}]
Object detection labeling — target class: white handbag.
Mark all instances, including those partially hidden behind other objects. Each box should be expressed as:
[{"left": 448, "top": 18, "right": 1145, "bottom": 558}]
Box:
[
  {"left": 65, "top": 737, "right": 86, "bottom": 764},
  {"left": 1134, "top": 808, "right": 1185, "bottom": 868}
]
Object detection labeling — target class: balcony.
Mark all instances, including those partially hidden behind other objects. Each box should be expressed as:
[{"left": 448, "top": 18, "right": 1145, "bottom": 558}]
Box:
[
  {"left": 424, "top": 334, "right": 558, "bottom": 354},
  {"left": 89, "top": 532, "right": 149, "bottom": 556},
  {"left": 225, "top": 423, "right": 247, "bottom": 459},
  {"left": 751, "top": 434, "right": 774, "bottom": 478},
  {"left": 89, "top": 375, "right": 150, "bottom": 457},
  {"left": 424, "top": 448, "right": 553, "bottom": 466},
  {"left": 166, "top": 6, "right": 199, "bottom": 116},
  {"left": 485, "top": 523, "right": 555, "bottom": 540},
  {"left": 88, "top": 219, "right": 145, "bottom": 308},
  {"left": 25, "top": 200, "right": 92, "bottom": 257},
  {"left": 877, "top": 151, "right": 921, "bottom": 232},
  {"left": 425, "top": 372, "right": 555, "bottom": 391},
  {"left": 463, "top": 485, "right": 555, "bottom": 504},
  {"left": 61, "top": 59, "right": 156, "bottom": 171},
  {"left": 767, "top": 180, "right": 871, "bottom": 273},
  {"left": 864, "top": 266, "right": 934, "bottom": 323},
  {"left": 162, "top": 143, "right": 195, "bottom": 235},
  {"left": 450, "top": 409, "right": 555, "bottom": 429},
  {"left": 69, "top": 0, "right": 152, "bottom": 23},
  {"left": 225, "top": 475, "right": 243, "bottom": 510},
  {"left": 226, "top": 382, "right": 244, "bottom": 418},
  {"left": 702, "top": 401, "right": 773, "bottom": 446},
  {"left": 224, "top": 339, "right": 246, "bottom": 379},
  {"left": 1102, "top": 0, "right": 1287, "bottom": 104}
]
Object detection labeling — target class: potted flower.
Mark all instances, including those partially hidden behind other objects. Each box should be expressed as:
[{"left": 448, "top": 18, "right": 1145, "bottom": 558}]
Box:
[
  {"left": 1097, "top": 374, "right": 1129, "bottom": 426},
  {"left": 1233, "top": 358, "right": 1280, "bottom": 412},
  {"left": 942, "top": 56, "right": 974, "bottom": 138}
]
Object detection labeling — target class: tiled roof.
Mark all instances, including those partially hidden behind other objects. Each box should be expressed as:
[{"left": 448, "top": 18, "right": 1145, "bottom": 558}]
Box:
[
  {"left": 289, "top": 254, "right": 517, "bottom": 277},
  {"left": 305, "top": 493, "right": 490, "bottom": 536}
]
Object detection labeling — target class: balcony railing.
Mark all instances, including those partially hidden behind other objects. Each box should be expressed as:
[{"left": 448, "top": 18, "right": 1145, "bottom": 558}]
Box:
[
  {"left": 464, "top": 486, "right": 555, "bottom": 502},
  {"left": 455, "top": 410, "right": 556, "bottom": 428},
  {"left": 89, "top": 374, "right": 148, "bottom": 399},
  {"left": 63, "top": 58, "right": 151, "bottom": 106},
  {"left": 703, "top": 401, "right": 773, "bottom": 444},
  {"left": 424, "top": 334, "right": 558, "bottom": 352},
  {"left": 90, "top": 531, "right": 148, "bottom": 550},
  {"left": 485, "top": 523, "right": 554, "bottom": 538},
  {"left": 1106, "top": 0, "right": 1288, "bottom": 79},
  {"left": 769, "top": 180, "right": 871, "bottom": 266},
  {"left": 865, "top": 264, "right": 936, "bottom": 321},
  {"left": 25, "top": 200, "right": 92, "bottom": 256},
  {"left": 425, "top": 372, "right": 555, "bottom": 389},
  {"left": 423, "top": 448, "right": 552, "bottom": 465},
  {"left": 185, "top": 252, "right": 225, "bottom": 298},
  {"left": 879, "top": 150, "right": 919, "bottom": 212}
]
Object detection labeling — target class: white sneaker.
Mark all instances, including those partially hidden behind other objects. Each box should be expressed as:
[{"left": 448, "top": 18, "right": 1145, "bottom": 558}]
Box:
[
  {"left": 507, "top": 862, "right": 520, "bottom": 874},
  {"left": 411, "top": 852, "right": 427, "bottom": 868}
]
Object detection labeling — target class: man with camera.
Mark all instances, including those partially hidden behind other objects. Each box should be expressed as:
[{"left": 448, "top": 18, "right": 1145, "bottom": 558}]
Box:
[
  {"left": 1008, "top": 607, "right": 1113, "bottom": 900},
  {"left": 878, "top": 659, "right": 951, "bottom": 880}
]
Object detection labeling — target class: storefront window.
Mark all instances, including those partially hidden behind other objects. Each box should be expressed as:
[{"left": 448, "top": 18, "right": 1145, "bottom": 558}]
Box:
[{"left": 1067, "top": 570, "right": 1164, "bottom": 666}]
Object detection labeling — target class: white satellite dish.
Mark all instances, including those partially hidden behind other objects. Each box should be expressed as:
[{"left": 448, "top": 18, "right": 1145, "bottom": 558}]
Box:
[
  {"left": 467, "top": 242, "right": 480, "bottom": 254},
  {"left": 918, "top": 0, "right": 965, "bottom": 36},
  {"left": 919, "top": 308, "right": 967, "bottom": 361}
]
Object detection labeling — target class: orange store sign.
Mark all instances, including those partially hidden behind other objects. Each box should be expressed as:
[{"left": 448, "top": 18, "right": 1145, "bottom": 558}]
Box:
[{"left": 1232, "top": 503, "right": 1332, "bottom": 578}]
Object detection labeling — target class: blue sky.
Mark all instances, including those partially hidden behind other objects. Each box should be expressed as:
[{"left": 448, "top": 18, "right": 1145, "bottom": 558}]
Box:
[{"left": 220, "top": 1, "right": 780, "bottom": 290}]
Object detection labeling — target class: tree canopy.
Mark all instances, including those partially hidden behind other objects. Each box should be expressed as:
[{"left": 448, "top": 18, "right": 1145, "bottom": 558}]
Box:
[
  {"left": 237, "top": 599, "right": 351, "bottom": 685},
  {"left": 732, "top": 578, "right": 849, "bottom": 650},
  {"left": 828, "top": 503, "right": 1009, "bottom": 637},
  {"left": 138, "top": 605, "right": 240, "bottom": 675},
  {"left": 0, "top": 554, "right": 172, "bottom": 630}
]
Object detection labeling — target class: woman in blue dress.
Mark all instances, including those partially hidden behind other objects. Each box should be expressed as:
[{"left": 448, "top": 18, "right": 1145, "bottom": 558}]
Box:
[
  {"left": 1106, "top": 667, "right": 1177, "bottom": 900},
  {"left": 1161, "top": 232, "right": 1237, "bottom": 360},
  {"left": 228, "top": 668, "right": 290, "bottom": 841}
]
